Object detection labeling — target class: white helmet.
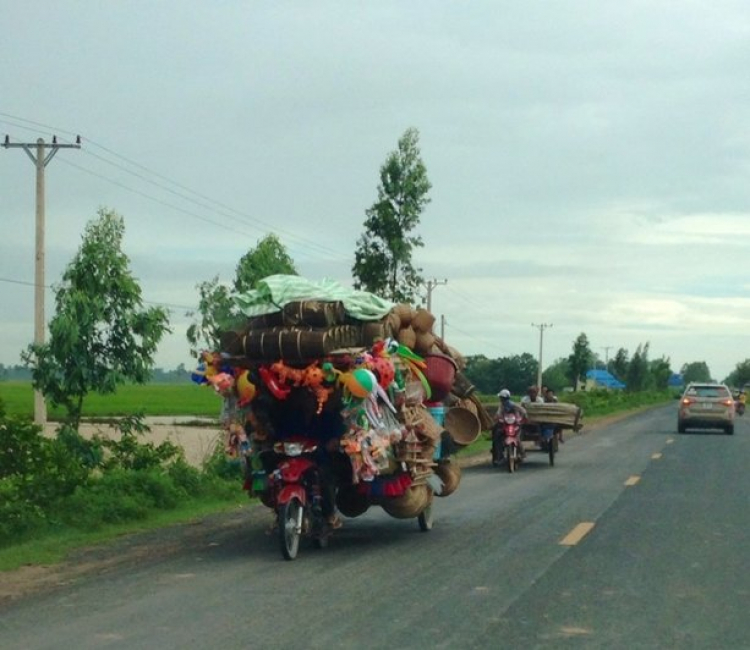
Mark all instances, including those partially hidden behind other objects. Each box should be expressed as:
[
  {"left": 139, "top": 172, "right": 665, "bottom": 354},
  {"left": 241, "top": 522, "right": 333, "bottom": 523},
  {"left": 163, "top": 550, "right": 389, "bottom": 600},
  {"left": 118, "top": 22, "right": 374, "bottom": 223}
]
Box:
[{"left": 498, "top": 389, "right": 511, "bottom": 399}]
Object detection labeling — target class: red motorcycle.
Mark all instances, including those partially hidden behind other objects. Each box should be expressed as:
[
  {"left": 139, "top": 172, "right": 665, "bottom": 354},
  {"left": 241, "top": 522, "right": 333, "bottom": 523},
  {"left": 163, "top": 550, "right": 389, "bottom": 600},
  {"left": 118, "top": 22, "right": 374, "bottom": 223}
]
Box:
[
  {"left": 501, "top": 412, "right": 524, "bottom": 473},
  {"left": 265, "top": 438, "right": 331, "bottom": 560}
]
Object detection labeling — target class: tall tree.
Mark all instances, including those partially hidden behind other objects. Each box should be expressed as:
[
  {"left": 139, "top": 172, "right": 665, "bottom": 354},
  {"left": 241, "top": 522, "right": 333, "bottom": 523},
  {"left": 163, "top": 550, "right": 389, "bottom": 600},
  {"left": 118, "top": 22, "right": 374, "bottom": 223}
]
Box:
[
  {"left": 352, "top": 127, "right": 431, "bottom": 302},
  {"left": 21, "top": 208, "right": 170, "bottom": 429},
  {"left": 680, "top": 361, "right": 712, "bottom": 384},
  {"left": 542, "top": 357, "right": 570, "bottom": 392},
  {"left": 233, "top": 233, "right": 297, "bottom": 294},
  {"left": 649, "top": 355, "right": 672, "bottom": 390},
  {"left": 611, "top": 347, "right": 629, "bottom": 381},
  {"left": 567, "top": 333, "right": 593, "bottom": 390},
  {"left": 186, "top": 234, "right": 297, "bottom": 356},
  {"left": 626, "top": 343, "right": 651, "bottom": 392},
  {"left": 185, "top": 276, "right": 235, "bottom": 358},
  {"left": 724, "top": 358, "right": 750, "bottom": 388}
]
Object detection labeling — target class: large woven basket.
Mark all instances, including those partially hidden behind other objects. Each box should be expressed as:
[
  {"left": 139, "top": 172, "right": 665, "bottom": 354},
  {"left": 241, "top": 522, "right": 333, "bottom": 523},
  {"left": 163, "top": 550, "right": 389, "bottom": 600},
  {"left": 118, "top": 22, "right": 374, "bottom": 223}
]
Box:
[
  {"left": 434, "top": 460, "right": 461, "bottom": 497},
  {"left": 379, "top": 485, "right": 431, "bottom": 519},
  {"left": 336, "top": 485, "right": 370, "bottom": 518},
  {"left": 411, "top": 307, "right": 436, "bottom": 333},
  {"left": 444, "top": 406, "right": 481, "bottom": 446},
  {"left": 423, "top": 353, "right": 458, "bottom": 402}
]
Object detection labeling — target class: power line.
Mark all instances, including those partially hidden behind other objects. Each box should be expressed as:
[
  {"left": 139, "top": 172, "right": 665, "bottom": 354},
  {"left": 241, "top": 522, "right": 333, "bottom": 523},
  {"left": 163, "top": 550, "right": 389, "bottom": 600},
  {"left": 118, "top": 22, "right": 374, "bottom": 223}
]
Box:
[
  {"left": 1, "top": 114, "right": 353, "bottom": 264},
  {"left": 0, "top": 276, "right": 197, "bottom": 312}
]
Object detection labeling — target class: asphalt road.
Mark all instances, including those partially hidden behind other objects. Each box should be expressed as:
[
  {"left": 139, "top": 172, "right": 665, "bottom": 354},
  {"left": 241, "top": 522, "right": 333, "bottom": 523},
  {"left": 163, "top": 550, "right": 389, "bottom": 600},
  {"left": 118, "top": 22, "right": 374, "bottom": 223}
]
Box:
[{"left": 2, "top": 405, "right": 749, "bottom": 649}]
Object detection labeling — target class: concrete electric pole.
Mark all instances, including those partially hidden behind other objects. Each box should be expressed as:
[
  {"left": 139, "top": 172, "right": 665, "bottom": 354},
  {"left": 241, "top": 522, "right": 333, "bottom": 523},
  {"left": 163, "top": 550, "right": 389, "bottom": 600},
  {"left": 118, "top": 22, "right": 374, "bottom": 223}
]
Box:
[
  {"left": 423, "top": 277, "right": 447, "bottom": 313},
  {"left": 532, "top": 322, "right": 553, "bottom": 389},
  {"left": 3, "top": 134, "right": 81, "bottom": 425}
]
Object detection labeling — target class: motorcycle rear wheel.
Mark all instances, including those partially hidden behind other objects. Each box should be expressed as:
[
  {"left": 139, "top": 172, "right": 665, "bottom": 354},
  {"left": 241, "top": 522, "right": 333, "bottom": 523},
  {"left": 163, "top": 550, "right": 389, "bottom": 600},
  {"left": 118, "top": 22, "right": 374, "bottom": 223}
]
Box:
[
  {"left": 548, "top": 437, "right": 556, "bottom": 467},
  {"left": 279, "top": 499, "right": 302, "bottom": 561}
]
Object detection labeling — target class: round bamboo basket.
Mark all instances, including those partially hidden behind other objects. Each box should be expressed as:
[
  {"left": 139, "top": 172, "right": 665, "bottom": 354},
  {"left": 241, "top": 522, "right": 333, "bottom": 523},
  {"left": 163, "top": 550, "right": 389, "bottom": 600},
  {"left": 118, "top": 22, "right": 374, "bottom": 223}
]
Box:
[
  {"left": 336, "top": 486, "right": 370, "bottom": 518},
  {"left": 444, "top": 406, "right": 481, "bottom": 446},
  {"left": 397, "top": 326, "right": 417, "bottom": 349},
  {"left": 434, "top": 460, "right": 461, "bottom": 497},
  {"left": 379, "top": 484, "right": 430, "bottom": 519},
  {"left": 412, "top": 307, "right": 436, "bottom": 333}
]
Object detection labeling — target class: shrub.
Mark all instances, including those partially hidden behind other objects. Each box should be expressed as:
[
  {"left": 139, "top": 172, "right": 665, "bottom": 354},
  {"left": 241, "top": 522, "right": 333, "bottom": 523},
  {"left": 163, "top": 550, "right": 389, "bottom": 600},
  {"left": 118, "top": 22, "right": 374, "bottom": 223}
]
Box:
[
  {"left": 0, "top": 477, "right": 46, "bottom": 546},
  {"left": 168, "top": 459, "right": 203, "bottom": 497}
]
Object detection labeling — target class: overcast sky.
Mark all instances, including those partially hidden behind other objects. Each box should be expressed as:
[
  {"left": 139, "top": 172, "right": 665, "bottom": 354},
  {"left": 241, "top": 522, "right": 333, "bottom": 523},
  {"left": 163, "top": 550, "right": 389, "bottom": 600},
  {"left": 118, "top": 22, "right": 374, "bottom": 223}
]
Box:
[{"left": 2, "top": 1, "right": 749, "bottom": 382}]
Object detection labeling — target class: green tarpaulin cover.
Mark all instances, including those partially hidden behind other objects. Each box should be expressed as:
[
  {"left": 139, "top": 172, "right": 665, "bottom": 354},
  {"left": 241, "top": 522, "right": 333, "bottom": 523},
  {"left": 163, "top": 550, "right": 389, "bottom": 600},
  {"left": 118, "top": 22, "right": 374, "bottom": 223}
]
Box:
[{"left": 233, "top": 275, "right": 395, "bottom": 322}]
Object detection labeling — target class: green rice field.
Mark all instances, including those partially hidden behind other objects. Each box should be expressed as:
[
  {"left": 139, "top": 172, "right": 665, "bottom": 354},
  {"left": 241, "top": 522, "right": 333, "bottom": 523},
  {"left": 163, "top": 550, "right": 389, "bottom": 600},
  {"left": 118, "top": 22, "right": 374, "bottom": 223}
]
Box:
[{"left": 0, "top": 381, "right": 222, "bottom": 420}]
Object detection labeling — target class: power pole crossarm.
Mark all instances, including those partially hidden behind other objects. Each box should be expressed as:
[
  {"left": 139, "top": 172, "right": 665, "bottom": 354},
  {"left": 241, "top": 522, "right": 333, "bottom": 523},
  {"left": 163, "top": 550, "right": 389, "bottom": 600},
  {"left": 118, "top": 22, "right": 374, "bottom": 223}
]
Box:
[
  {"left": 423, "top": 277, "right": 447, "bottom": 313},
  {"left": 4, "top": 134, "right": 81, "bottom": 425}
]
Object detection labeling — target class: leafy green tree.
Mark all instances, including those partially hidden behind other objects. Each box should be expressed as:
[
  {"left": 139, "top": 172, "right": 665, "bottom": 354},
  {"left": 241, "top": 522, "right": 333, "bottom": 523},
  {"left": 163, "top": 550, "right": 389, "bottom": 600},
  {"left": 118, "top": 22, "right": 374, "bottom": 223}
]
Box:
[
  {"left": 21, "top": 208, "right": 170, "bottom": 429},
  {"left": 233, "top": 233, "right": 297, "bottom": 294},
  {"left": 463, "top": 353, "right": 538, "bottom": 396},
  {"left": 542, "top": 357, "right": 570, "bottom": 392},
  {"left": 724, "top": 359, "right": 750, "bottom": 388},
  {"left": 186, "top": 276, "right": 235, "bottom": 358},
  {"left": 649, "top": 355, "right": 672, "bottom": 390},
  {"left": 567, "top": 333, "right": 593, "bottom": 390},
  {"left": 352, "top": 127, "right": 431, "bottom": 302},
  {"left": 187, "top": 234, "right": 297, "bottom": 356},
  {"left": 680, "top": 361, "right": 712, "bottom": 384},
  {"left": 626, "top": 343, "right": 651, "bottom": 392},
  {"left": 610, "top": 347, "right": 629, "bottom": 381}
]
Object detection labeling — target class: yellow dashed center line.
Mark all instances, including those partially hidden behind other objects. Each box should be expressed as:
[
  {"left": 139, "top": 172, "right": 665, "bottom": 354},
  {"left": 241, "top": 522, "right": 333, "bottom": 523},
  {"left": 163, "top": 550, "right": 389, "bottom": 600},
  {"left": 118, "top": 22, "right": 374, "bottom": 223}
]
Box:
[
  {"left": 624, "top": 475, "right": 641, "bottom": 486},
  {"left": 651, "top": 452, "right": 662, "bottom": 460},
  {"left": 560, "top": 522, "right": 595, "bottom": 546}
]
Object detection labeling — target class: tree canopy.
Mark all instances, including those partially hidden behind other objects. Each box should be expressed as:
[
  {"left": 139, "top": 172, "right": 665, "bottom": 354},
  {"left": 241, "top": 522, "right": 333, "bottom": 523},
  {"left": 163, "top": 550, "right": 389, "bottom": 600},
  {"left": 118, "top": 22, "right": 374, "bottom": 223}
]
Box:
[
  {"left": 22, "top": 208, "right": 170, "bottom": 428},
  {"left": 352, "top": 127, "right": 431, "bottom": 302},
  {"left": 233, "top": 233, "right": 297, "bottom": 294},
  {"left": 680, "top": 361, "right": 712, "bottom": 384},
  {"left": 187, "top": 234, "right": 297, "bottom": 356},
  {"left": 567, "top": 333, "right": 593, "bottom": 390},
  {"left": 724, "top": 359, "right": 750, "bottom": 388}
]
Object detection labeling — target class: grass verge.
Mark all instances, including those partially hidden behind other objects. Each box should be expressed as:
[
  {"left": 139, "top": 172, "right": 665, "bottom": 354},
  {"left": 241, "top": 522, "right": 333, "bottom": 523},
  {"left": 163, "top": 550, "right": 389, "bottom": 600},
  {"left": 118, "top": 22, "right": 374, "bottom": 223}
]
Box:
[{"left": 0, "top": 491, "right": 249, "bottom": 572}]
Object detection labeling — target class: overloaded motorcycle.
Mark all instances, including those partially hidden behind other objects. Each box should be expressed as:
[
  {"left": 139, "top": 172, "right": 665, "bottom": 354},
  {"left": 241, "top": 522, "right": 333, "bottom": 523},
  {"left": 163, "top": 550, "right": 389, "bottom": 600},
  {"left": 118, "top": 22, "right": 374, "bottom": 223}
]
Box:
[{"left": 257, "top": 437, "right": 332, "bottom": 560}]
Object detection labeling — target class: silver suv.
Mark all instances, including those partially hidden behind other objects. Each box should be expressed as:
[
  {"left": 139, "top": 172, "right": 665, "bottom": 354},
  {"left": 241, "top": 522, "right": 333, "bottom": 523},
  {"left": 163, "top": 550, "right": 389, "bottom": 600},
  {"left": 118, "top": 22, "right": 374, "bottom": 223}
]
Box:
[{"left": 678, "top": 382, "right": 735, "bottom": 435}]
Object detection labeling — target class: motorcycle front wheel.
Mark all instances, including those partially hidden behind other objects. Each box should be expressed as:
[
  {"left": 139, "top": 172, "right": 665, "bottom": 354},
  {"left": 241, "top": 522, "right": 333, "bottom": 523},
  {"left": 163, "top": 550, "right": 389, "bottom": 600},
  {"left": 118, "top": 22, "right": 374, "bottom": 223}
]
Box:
[
  {"left": 279, "top": 499, "right": 302, "bottom": 561},
  {"left": 507, "top": 446, "right": 516, "bottom": 473}
]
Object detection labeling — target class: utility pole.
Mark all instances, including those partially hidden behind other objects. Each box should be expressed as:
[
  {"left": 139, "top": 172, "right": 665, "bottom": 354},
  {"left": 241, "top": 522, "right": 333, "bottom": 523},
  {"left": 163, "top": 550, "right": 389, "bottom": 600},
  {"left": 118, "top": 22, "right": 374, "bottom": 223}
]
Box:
[
  {"left": 600, "top": 346, "right": 612, "bottom": 371},
  {"left": 3, "top": 134, "right": 81, "bottom": 425},
  {"left": 423, "top": 277, "right": 447, "bottom": 313},
  {"left": 531, "top": 322, "right": 552, "bottom": 389},
  {"left": 440, "top": 314, "right": 446, "bottom": 340}
]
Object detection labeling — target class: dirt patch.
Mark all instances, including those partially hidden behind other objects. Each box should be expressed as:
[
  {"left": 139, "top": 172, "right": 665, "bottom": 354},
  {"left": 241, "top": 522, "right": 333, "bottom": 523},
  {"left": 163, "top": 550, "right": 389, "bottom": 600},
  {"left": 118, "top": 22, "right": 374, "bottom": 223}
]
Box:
[
  {"left": 44, "top": 418, "right": 224, "bottom": 468},
  {"left": 0, "top": 504, "right": 273, "bottom": 607}
]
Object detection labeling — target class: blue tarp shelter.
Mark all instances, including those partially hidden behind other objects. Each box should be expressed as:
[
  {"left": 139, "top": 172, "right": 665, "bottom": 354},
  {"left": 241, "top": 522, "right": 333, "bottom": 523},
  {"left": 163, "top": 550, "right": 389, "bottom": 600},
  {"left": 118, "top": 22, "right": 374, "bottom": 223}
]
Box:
[{"left": 586, "top": 369, "right": 626, "bottom": 389}]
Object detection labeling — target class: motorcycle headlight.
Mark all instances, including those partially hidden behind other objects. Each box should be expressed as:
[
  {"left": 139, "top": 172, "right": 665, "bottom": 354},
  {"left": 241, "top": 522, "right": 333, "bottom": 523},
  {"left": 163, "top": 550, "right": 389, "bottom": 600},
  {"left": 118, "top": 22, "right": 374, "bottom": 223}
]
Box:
[{"left": 282, "top": 442, "right": 305, "bottom": 456}]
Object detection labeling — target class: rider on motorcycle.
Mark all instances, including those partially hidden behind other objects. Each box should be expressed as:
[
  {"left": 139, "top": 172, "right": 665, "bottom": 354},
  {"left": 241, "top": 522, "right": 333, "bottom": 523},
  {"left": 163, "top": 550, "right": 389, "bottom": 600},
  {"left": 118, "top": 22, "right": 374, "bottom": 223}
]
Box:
[{"left": 492, "top": 389, "right": 528, "bottom": 466}]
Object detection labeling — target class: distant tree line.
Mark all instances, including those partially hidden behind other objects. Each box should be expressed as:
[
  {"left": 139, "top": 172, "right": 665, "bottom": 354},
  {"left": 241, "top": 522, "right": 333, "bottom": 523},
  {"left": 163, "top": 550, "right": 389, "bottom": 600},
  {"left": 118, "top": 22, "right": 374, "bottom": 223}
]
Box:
[{"left": 1, "top": 363, "right": 190, "bottom": 384}]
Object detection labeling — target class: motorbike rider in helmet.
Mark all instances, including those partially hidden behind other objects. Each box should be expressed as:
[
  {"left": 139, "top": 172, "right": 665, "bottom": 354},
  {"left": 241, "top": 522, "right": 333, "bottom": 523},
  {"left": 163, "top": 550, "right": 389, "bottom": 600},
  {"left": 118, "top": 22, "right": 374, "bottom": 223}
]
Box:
[{"left": 491, "top": 389, "right": 528, "bottom": 466}]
